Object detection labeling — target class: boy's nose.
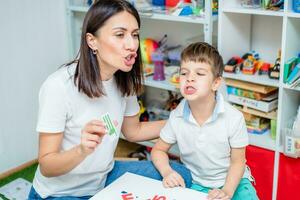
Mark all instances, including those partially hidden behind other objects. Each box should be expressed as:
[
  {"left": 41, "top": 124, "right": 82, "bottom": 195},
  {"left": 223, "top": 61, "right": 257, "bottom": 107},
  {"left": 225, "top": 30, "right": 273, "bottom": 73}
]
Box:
[{"left": 187, "top": 75, "right": 195, "bottom": 82}]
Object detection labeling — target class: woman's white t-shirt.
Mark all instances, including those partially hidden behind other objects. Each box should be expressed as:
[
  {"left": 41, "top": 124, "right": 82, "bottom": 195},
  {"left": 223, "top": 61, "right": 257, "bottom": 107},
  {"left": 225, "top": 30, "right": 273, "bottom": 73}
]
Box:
[{"left": 33, "top": 64, "right": 139, "bottom": 198}]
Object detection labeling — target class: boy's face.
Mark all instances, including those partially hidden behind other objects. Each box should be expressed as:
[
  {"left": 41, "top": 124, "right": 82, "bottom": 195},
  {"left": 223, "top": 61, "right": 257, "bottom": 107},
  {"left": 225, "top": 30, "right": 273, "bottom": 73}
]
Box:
[{"left": 179, "top": 61, "right": 221, "bottom": 101}]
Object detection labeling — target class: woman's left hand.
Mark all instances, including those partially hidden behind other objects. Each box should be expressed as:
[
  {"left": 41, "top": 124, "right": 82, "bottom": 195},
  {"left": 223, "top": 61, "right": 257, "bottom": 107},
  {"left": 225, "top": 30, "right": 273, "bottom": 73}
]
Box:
[{"left": 207, "top": 188, "right": 231, "bottom": 200}]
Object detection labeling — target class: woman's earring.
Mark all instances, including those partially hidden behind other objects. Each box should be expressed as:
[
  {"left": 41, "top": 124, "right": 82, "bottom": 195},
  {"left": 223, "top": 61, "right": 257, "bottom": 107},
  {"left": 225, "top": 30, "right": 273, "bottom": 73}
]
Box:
[{"left": 92, "top": 49, "right": 97, "bottom": 55}]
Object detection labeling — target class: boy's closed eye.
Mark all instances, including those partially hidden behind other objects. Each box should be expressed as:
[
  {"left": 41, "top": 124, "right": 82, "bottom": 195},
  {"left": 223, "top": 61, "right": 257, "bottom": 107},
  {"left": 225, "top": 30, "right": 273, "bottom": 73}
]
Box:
[{"left": 196, "top": 72, "right": 205, "bottom": 76}]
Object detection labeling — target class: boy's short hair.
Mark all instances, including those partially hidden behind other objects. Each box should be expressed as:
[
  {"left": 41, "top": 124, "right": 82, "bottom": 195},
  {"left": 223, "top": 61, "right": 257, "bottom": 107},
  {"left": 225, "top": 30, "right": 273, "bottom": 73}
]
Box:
[{"left": 181, "top": 42, "right": 224, "bottom": 78}]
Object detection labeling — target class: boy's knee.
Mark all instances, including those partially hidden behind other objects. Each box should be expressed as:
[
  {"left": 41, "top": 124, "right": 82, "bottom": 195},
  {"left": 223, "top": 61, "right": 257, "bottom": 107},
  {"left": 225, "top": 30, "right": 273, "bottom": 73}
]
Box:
[{"left": 232, "top": 179, "right": 258, "bottom": 200}]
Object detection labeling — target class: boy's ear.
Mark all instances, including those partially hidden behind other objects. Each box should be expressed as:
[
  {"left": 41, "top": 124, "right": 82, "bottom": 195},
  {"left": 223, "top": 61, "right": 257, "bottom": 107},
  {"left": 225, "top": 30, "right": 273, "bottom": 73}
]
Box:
[{"left": 212, "top": 77, "right": 222, "bottom": 92}]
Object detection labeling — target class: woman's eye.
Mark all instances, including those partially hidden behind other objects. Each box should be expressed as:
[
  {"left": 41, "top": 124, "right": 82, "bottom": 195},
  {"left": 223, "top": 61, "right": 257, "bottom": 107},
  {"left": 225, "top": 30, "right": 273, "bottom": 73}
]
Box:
[
  {"left": 180, "top": 72, "right": 186, "bottom": 76},
  {"left": 132, "top": 33, "right": 139, "bottom": 38},
  {"left": 115, "top": 33, "right": 124, "bottom": 38}
]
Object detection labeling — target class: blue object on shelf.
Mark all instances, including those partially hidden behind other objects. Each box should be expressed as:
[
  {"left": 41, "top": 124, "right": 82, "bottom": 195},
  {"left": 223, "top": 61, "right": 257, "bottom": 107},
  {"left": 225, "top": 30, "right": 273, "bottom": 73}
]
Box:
[
  {"left": 152, "top": 0, "right": 165, "bottom": 6},
  {"left": 293, "top": 0, "right": 300, "bottom": 13},
  {"left": 179, "top": 6, "right": 193, "bottom": 16},
  {"left": 87, "top": 0, "right": 93, "bottom": 6}
]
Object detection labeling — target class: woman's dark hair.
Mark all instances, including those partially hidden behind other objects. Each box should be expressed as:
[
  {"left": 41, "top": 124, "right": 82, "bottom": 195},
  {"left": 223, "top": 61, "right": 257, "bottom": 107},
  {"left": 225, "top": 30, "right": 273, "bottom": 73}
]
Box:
[{"left": 67, "top": 0, "right": 143, "bottom": 98}]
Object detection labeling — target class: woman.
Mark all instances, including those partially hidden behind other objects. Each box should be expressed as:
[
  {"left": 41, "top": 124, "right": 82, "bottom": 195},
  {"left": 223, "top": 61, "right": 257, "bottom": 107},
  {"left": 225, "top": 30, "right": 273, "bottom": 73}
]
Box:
[{"left": 28, "top": 0, "right": 191, "bottom": 199}]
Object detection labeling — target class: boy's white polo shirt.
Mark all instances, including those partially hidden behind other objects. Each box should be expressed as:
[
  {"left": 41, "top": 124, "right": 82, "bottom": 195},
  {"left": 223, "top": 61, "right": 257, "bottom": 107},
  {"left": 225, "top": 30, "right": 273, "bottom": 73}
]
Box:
[{"left": 160, "top": 94, "right": 250, "bottom": 188}]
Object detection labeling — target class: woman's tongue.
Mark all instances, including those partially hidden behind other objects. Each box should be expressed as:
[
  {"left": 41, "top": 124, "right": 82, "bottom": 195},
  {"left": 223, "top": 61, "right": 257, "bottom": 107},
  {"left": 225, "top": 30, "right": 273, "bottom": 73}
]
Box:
[
  {"left": 124, "top": 54, "right": 136, "bottom": 66},
  {"left": 184, "top": 86, "right": 197, "bottom": 95}
]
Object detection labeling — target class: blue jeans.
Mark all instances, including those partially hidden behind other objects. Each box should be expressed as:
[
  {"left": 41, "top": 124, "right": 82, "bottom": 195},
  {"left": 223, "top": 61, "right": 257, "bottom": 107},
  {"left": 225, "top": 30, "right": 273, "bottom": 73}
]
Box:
[{"left": 28, "top": 161, "right": 192, "bottom": 199}]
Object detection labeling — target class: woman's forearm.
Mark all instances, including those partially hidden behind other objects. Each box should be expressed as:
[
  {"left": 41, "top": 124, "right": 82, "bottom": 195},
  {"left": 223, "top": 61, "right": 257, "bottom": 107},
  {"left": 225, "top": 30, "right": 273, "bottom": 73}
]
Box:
[{"left": 39, "top": 145, "right": 87, "bottom": 177}]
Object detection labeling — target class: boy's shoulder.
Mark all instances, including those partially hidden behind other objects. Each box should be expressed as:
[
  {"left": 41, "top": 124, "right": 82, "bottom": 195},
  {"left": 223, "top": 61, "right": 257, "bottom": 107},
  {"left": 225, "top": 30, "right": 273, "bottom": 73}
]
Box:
[{"left": 223, "top": 101, "right": 244, "bottom": 121}]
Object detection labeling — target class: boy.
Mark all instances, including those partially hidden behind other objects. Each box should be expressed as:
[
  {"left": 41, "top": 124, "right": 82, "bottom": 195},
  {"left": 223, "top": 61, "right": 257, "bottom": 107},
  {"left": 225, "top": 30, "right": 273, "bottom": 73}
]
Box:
[{"left": 151, "top": 42, "right": 258, "bottom": 200}]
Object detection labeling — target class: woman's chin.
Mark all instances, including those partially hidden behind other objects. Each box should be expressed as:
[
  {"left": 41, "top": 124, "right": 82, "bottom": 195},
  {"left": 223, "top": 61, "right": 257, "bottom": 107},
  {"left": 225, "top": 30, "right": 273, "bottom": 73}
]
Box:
[{"left": 119, "top": 65, "right": 133, "bottom": 72}]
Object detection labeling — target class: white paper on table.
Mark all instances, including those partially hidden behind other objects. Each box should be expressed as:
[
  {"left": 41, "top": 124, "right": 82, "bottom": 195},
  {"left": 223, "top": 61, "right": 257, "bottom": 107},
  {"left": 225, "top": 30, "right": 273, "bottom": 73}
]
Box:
[
  {"left": 90, "top": 172, "right": 207, "bottom": 200},
  {"left": 0, "top": 178, "right": 32, "bottom": 200}
]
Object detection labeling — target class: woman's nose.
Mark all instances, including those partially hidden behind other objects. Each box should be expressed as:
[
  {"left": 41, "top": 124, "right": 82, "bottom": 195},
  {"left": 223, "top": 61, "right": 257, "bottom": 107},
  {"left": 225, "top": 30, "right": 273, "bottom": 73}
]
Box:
[{"left": 124, "top": 36, "right": 137, "bottom": 51}]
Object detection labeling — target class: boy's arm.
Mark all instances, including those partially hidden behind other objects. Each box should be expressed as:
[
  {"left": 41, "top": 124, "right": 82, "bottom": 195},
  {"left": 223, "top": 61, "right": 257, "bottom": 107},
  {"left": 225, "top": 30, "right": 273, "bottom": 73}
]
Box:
[
  {"left": 151, "top": 138, "right": 186, "bottom": 187},
  {"left": 222, "top": 147, "right": 246, "bottom": 197},
  {"left": 151, "top": 138, "right": 173, "bottom": 177}
]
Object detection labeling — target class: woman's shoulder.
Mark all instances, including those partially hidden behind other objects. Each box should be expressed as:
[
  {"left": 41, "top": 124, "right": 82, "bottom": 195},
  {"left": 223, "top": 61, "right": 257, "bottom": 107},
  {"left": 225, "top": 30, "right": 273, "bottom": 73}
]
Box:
[
  {"left": 44, "top": 64, "right": 76, "bottom": 86},
  {"left": 40, "top": 64, "right": 76, "bottom": 93}
]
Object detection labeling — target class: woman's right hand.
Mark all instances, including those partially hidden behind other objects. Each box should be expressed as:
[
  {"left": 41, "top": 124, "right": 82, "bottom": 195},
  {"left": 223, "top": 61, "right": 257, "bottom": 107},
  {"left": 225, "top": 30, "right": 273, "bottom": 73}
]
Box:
[{"left": 79, "top": 120, "right": 107, "bottom": 156}]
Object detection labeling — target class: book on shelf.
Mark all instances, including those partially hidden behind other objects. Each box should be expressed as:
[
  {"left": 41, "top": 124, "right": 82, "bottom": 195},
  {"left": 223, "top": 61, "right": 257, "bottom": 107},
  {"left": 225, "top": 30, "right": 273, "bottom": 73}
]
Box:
[
  {"left": 283, "top": 57, "right": 298, "bottom": 83},
  {"left": 227, "top": 86, "right": 277, "bottom": 101},
  {"left": 286, "top": 63, "right": 300, "bottom": 85},
  {"left": 225, "top": 79, "right": 277, "bottom": 94},
  {"left": 290, "top": 77, "right": 300, "bottom": 88},
  {"left": 228, "top": 94, "right": 278, "bottom": 113}
]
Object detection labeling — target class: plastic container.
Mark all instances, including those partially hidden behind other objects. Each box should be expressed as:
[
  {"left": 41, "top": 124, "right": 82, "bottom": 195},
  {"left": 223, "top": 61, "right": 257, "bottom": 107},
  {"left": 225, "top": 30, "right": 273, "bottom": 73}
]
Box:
[
  {"left": 151, "top": 51, "right": 165, "bottom": 81},
  {"left": 241, "top": 0, "right": 261, "bottom": 8},
  {"left": 293, "top": 0, "right": 300, "bottom": 13}
]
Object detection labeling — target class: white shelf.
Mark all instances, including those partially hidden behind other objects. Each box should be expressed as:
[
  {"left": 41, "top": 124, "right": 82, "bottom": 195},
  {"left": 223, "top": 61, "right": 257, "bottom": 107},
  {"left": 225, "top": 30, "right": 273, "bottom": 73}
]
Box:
[
  {"left": 287, "top": 12, "right": 300, "bottom": 18},
  {"left": 283, "top": 83, "right": 300, "bottom": 92},
  {"left": 249, "top": 130, "right": 276, "bottom": 151},
  {"left": 223, "top": 72, "right": 279, "bottom": 87},
  {"left": 68, "top": 5, "right": 88, "bottom": 12},
  {"left": 222, "top": 7, "right": 284, "bottom": 16},
  {"left": 140, "top": 13, "right": 217, "bottom": 24},
  {"left": 144, "top": 75, "right": 179, "bottom": 92},
  {"left": 68, "top": 5, "right": 217, "bottom": 24}
]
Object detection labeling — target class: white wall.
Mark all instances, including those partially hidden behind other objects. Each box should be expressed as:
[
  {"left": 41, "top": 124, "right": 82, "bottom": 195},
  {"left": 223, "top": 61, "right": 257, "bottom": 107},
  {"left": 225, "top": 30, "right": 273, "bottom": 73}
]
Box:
[{"left": 0, "top": 0, "right": 69, "bottom": 173}]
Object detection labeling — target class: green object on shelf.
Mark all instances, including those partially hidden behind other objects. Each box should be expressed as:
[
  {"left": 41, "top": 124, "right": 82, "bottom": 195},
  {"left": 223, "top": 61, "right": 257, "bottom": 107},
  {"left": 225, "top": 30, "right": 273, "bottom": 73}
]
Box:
[{"left": 271, "top": 119, "right": 277, "bottom": 140}]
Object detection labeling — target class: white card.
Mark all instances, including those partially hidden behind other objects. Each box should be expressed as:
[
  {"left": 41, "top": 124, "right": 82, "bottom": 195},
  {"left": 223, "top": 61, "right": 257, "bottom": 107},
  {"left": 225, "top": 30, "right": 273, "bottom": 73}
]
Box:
[
  {"left": 90, "top": 172, "right": 207, "bottom": 200},
  {"left": 0, "top": 178, "right": 32, "bottom": 200}
]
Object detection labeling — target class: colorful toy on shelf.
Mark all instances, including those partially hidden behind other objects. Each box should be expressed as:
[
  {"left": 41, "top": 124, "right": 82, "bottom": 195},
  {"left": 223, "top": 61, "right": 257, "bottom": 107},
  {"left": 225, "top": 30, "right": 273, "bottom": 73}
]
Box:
[
  {"left": 263, "top": 0, "right": 284, "bottom": 10},
  {"left": 212, "top": 0, "right": 218, "bottom": 15},
  {"left": 257, "top": 61, "right": 271, "bottom": 75},
  {"left": 170, "top": 71, "right": 180, "bottom": 87},
  {"left": 152, "top": 0, "right": 165, "bottom": 6},
  {"left": 140, "top": 38, "right": 159, "bottom": 64},
  {"left": 138, "top": 99, "right": 149, "bottom": 122},
  {"left": 224, "top": 56, "right": 243, "bottom": 73},
  {"left": 242, "top": 55, "right": 259, "bottom": 75},
  {"left": 143, "top": 64, "right": 154, "bottom": 76},
  {"left": 165, "top": 91, "right": 182, "bottom": 111},
  {"left": 269, "top": 49, "right": 281, "bottom": 79}
]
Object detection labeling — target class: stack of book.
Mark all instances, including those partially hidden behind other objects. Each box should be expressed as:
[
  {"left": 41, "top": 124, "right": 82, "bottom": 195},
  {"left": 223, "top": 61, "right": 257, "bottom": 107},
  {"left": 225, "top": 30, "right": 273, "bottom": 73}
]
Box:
[
  {"left": 226, "top": 79, "right": 279, "bottom": 134},
  {"left": 284, "top": 55, "right": 300, "bottom": 88},
  {"left": 226, "top": 79, "right": 278, "bottom": 113}
]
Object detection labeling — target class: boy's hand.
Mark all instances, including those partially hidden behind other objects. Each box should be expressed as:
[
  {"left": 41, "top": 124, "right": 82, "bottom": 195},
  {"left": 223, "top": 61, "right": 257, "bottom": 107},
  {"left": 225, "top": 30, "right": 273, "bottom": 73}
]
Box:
[
  {"left": 207, "top": 188, "right": 231, "bottom": 200},
  {"left": 162, "top": 170, "right": 185, "bottom": 188}
]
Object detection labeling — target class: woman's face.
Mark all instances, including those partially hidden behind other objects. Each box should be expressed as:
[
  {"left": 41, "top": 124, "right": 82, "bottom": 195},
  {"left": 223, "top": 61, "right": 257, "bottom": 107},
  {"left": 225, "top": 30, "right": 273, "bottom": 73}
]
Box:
[{"left": 88, "top": 11, "right": 140, "bottom": 77}]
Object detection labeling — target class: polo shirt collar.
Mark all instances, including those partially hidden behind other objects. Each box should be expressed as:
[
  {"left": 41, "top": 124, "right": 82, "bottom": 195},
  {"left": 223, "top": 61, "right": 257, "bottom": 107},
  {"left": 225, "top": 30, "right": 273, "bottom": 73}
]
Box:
[{"left": 177, "top": 92, "right": 225, "bottom": 124}]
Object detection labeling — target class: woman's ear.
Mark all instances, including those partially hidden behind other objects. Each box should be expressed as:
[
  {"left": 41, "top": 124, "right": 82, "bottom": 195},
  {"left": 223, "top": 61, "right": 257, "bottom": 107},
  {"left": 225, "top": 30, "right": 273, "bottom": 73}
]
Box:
[
  {"left": 212, "top": 76, "right": 222, "bottom": 92},
  {"left": 86, "top": 33, "right": 98, "bottom": 51}
]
